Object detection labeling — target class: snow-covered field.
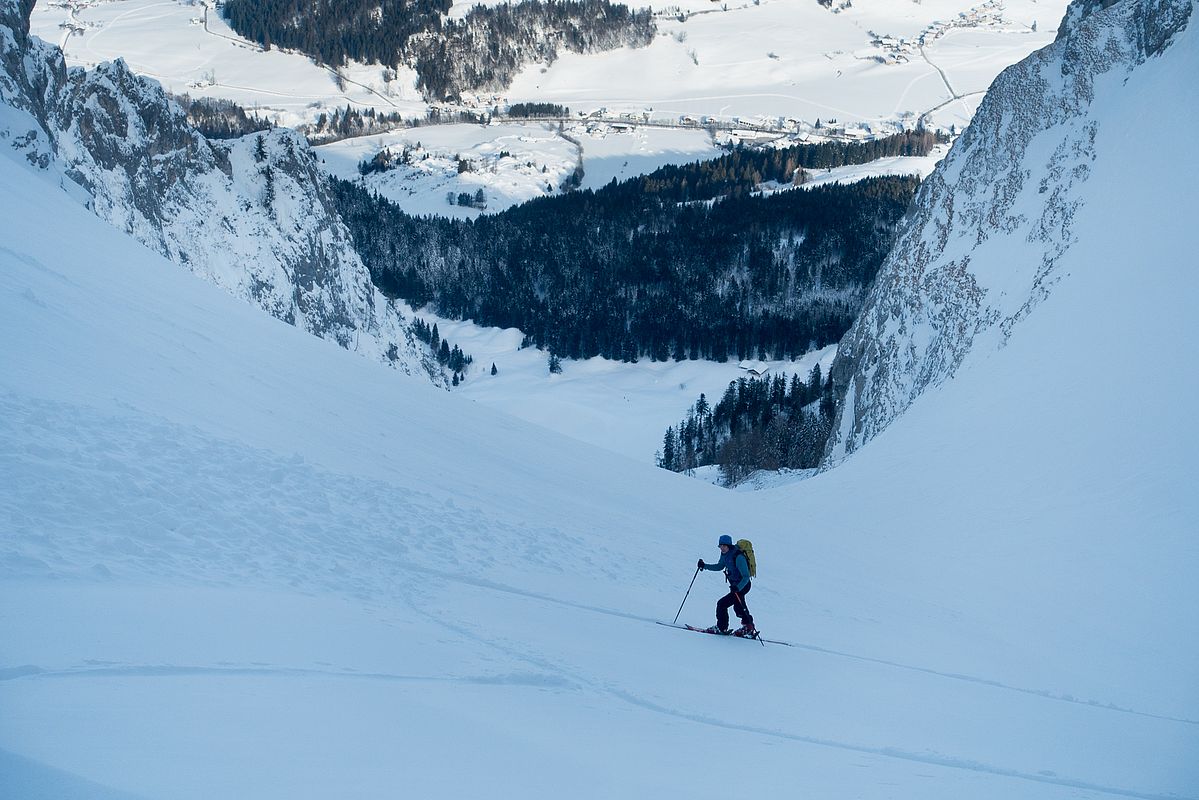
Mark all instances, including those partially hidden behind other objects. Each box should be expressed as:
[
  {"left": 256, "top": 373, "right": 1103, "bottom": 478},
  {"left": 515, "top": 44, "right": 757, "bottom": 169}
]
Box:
[
  {"left": 419, "top": 307, "right": 836, "bottom": 462},
  {"left": 317, "top": 121, "right": 722, "bottom": 215},
  {"left": 28, "top": 0, "right": 428, "bottom": 125},
  {"left": 776, "top": 145, "right": 949, "bottom": 191},
  {"left": 508, "top": 0, "right": 1066, "bottom": 130},
  {"left": 317, "top": 123, "right": 580, "bottom": 218},
  {"left": 32, "top": 0, "right": 1065, "bottom": 131},
  {"left": 3, "top": 9, "right": 1198, "bottom": 789},
  {"left": 567, "top": 120, "right": 724, "bottom": 191}
]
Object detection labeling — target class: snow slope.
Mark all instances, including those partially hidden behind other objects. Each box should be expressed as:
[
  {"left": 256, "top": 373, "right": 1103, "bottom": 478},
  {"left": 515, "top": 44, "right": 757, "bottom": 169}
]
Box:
[
  {"left": 426, "top": 307, "right": 837, "bottom": 462},
  {"left": 3, "top": 0, "right": 1198, "bottom": 797}
]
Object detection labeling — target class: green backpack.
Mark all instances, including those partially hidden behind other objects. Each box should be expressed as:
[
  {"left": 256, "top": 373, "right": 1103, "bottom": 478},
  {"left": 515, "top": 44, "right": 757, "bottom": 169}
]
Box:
[{"left": 735, "top": 538, "right": 757, "bottom": 579}]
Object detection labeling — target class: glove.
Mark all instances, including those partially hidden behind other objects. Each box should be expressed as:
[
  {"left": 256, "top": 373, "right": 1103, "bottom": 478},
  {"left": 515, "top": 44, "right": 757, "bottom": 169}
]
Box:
[{"left": 697, "top": 559, "right": 705, "bottom": 569}]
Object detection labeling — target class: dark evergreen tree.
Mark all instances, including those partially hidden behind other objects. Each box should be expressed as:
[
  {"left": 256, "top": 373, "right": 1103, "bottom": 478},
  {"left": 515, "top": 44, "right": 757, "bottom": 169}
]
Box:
[
  {"left": 221, "top": 0, "right": 655, "bottom": 102},
  {"left": 333, "top": 170, "right": 920, "bottom": 364},
  {"left": 659, "top": 426, "right": 677, "bottom": 471},
  {"left": 658, "top": 369, "right": 844, "bottom": 484},
  {"left": 262, "top": 165, "right": 275, "bottom": 211},
  {"left": 506, "top": 102, "right": 568, "bottom": 118},
  {"left": 174, "top": 94, "right": 272, "bottom": 139}
]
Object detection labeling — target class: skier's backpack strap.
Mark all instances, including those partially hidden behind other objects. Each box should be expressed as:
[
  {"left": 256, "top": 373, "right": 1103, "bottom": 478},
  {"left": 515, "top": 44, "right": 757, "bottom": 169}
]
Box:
[{"left": 736, "top": 539, "right": 756, "bottom": 578}]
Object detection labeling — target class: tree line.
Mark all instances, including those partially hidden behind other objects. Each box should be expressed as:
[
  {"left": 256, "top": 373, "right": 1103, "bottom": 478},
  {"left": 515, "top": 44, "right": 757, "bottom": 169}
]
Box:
[
  {"left": 659, "top": 365, "right": 838, "bottom": 485},
  {"left": 411, "top": 318, "right": 474, "bottom": 384},
  {"left": 222, "top": 0, "right": 655, "bottom": 101},
  {"left": 505, "top": 102, "right": 569, "bottom": 118},
  {"left": 627, "top": 129, "right": 944, "bottom": 203},
  {"left": 332, "top": 160, "right": 919, "bottom": 364},
  {"left": 303, "top": 106, "right": 406, "bottom": 145},
  {"left": 301, "top": 105, "right": 499, "bottom": 146},
  {"left": 174, "top": 94, "right": 273, "bottom": 140}
]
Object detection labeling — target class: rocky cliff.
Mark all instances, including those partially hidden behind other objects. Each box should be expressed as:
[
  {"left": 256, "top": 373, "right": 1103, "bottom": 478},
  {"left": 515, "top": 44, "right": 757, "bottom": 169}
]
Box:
[
  {"left": 824, "top": 0, "right": 1193, "bottom": 463},
  {"left": 0, "top": 0, "right": 441, "bottom": 383}
]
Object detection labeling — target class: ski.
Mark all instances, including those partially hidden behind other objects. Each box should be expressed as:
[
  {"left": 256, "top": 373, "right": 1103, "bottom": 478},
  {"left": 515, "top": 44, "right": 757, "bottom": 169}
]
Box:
[
  {"left": 683, "top": 623, "right": 737, "bottom": 637},
  {"left": 682, "top": 622, "right": 765, "bottom": 646},
  {"left": 656, "top": 620, "right": 793, "bottom": 647}
]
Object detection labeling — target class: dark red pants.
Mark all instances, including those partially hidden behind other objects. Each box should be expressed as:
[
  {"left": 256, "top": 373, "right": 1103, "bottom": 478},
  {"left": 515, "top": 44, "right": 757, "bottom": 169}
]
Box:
[{"left": 716, "top": 582, "right": 753, "bottom": 630}]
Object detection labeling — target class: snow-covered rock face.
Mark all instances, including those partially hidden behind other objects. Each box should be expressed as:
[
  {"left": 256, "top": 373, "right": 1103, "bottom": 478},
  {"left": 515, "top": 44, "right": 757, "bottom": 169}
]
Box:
[
  {"left": 824, "top": 0, "right": 1193, "bottom": 463},
  {"left": 0, "top": 0, "right": 442, "bottom": 384}
]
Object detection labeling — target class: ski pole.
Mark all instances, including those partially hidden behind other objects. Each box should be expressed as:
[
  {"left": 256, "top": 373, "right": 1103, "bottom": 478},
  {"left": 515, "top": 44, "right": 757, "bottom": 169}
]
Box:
[{"left": 672, "top": 565, "right": 702, "bottom": 624}]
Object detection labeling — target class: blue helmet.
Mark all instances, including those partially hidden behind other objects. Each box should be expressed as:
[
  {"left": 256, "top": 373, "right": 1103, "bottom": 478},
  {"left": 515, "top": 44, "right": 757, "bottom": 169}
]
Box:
[{"left": 718, "top": 535, "right": 734, "bottom": 547}]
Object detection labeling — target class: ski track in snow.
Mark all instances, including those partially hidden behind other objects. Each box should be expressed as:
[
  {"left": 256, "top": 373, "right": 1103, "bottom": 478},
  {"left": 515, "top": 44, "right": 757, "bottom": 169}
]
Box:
[
  {"left": 4, "top": 635, "right": 1193, "bottom": 800},
  {"left": 4, "top": 389, "right": 1193, "bottom": 755},
  {"left": 9, "top": 574, "right": 1170, "bottom": 799},
  {"left": 596, "top": 690, "right": 1196, "bottom": 800},
  {"left": 0, "top": 664, "right": 572, "bottom": 688},
  {"left": 392, "top": 580, "right": 1198, "bottom": 800},
  {"left": 8, "top": 572, "right": 1192, "bottom": 721},
  {"left": 376, "top": 565, "right": 1199, "bottom": 729}
]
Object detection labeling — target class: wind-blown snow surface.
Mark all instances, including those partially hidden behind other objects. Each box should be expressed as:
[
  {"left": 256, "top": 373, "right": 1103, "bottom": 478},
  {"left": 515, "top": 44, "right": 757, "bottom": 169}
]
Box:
[{"left": 3, "top": 6, "right": 1199, "bottom": 799}]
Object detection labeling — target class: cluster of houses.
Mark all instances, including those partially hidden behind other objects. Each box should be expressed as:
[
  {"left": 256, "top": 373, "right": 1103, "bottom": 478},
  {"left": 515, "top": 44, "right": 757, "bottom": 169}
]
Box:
[
  {"left": 715, "top": 117, "right": 911, "bottom": 148},
  {"left": 869, "top": 0, "right": 1007, "bottom": 65},
  {"left": 561, "top": 111, "right": 914, "bottom": 150},
  {"left": 452, "top": 86, "right": 934, "bottom": 148}
]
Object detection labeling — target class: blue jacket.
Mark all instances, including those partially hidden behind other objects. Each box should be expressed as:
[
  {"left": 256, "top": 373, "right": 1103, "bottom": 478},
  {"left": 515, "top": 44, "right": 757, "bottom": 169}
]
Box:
[{"left": 704, "top": 549, "right": 750, "bottom": 592}]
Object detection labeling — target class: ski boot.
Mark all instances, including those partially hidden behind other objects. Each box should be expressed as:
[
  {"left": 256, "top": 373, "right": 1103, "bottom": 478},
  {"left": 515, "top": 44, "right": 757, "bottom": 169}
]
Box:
[
  {"left": 704, "top": 625, "right": 732, "bottom": 635},
  {"left": 733, "top": 624, "right": 758, "bottom": 638}
]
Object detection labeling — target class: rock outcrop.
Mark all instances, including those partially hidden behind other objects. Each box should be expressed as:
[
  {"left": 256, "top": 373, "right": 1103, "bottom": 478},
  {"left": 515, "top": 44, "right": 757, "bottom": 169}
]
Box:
[
  {"left": 824, "top": 0, "right": 1192, "bottom": 463},
  {"left": 0, "top": 0, "right": 442, "bottom": 383}
]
